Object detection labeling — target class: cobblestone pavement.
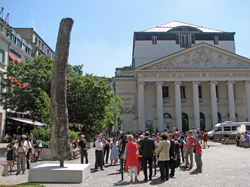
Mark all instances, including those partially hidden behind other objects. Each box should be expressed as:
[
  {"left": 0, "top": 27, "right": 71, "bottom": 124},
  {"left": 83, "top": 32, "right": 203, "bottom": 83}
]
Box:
[{"left": 0, "top": 141, "right": 249, "bottom": 187}]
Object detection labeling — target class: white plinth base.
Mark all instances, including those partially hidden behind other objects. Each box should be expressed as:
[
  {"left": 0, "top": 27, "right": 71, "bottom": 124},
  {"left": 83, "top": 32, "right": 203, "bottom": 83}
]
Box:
[{"left": 28, "top": 163, "right": 90, "bottom": 183}]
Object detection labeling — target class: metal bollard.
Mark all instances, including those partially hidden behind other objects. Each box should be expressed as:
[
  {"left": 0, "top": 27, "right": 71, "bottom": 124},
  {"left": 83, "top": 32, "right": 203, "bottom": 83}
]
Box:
[
  {"left": 153, "top": 153, "right": 156, "bottom": 176},
  {"left": 120, "top": 156, "right": 124, "bottom": 181}
]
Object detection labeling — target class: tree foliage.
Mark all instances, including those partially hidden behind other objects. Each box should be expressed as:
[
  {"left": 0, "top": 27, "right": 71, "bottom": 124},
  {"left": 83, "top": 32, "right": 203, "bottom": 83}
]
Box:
[
  {"left": 1, "top": 56, "right": 123, "bottom": 137},
  {"left": 1, "top": 56, "right": 53, "bottom": 122}
]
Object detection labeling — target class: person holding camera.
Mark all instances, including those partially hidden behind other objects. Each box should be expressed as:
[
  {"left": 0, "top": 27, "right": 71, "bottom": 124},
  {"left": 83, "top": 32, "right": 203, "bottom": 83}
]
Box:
[
  {"left": 16, "top": 135, "right": 29, "bottom": 175},
  {"left": 95, "top": 133, "right": 104, "bottom": 171}
]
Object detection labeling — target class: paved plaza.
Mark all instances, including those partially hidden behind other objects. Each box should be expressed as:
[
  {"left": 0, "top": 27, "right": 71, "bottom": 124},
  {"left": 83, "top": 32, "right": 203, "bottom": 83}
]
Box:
[{"left": 0, "top": 141, "right": 249, "bottom": 187}]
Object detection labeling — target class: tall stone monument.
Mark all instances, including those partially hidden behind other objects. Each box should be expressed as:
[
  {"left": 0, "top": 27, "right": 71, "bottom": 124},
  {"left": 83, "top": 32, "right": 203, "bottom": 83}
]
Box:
[
  {"left": 29, "top": 18, "right": 90, "bottom": 183},
  {"left": 51, "top": 18, "right": 74, "bottom": 167}
]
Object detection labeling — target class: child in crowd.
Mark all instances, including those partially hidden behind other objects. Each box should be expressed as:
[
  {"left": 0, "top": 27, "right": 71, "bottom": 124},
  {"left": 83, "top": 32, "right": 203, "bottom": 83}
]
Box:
[{"left": 195, "top": 135, "right": 202, "bottom": 173}]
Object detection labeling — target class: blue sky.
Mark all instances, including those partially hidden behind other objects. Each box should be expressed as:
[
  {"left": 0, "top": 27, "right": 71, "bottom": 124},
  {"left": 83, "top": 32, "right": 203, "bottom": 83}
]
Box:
[{"left": 2, "top": 0, "right": 250, "bottom": 77}]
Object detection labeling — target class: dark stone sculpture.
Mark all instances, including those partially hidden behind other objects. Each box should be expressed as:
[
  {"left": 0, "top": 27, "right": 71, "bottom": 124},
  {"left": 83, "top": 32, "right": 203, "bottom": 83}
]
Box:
[{"left": 51, "top": 18, "right": 74, "bottom": 167}]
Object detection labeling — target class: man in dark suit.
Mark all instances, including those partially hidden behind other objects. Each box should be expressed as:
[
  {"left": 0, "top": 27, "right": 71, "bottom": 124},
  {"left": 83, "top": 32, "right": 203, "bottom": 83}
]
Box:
[
  {"left": 168, "top": 133, "right": 176, "bottom": 177},
  {"left": 141, "top": 131, "right": 155, "bottom": 181}
]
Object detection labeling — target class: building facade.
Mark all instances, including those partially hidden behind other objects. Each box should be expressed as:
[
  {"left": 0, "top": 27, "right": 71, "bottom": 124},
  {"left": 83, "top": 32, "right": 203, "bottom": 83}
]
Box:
[
  {"left": 113, "top": 21, "right": 250, "bottom": 133},
  {"left": 13, "top": 28, "right": 55, "bottom": 59}
]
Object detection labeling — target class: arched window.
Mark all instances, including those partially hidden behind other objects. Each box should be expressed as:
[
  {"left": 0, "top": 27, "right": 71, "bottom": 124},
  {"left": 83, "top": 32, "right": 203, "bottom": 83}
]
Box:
[
  {"left": 200, "top": 112, "right": 205, "bottom": 130},
  {"left": 218, "top": 112, "right": 222, "bottom": 123},
  {"left": 164, "top": 113, "right": 172, "bottom": 118},
  {"left": 182, "top": 113, "right": 189, "bottom": 133}
]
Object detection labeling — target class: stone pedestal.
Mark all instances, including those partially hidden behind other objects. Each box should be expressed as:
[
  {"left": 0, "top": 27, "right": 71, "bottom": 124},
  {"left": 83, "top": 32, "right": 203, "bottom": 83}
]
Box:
[
  {"left": 28, "top": 163, "right": 90, "bottom": 183},
  {"left": 0, "top": 164, "right": 8, "bottom": 176}
]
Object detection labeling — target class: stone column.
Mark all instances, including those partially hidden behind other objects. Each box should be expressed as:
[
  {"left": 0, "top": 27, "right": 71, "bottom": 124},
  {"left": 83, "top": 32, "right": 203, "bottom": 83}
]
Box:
[
  {"left": 138, "top": 81, "right": 145, "bottom": 131},
  {"left": 156, "top": 81, "right": 164, "bottom": 132},
  {"left": 245, "top": 81, "right": 250, "bottom": 121},
  {"left": 174, "top": 81, "right": 182, "bottom": 131},
  {"left": 227, "top": 81, "right": 236, "bottom": 122},
  {"left": 209, "top": 81, "right": 218, "bottom": 126},
  {"left": 4, "top": 51, "right": 8, "bottom": 64},
  {"left": 192, "top": 81, "right": 200, "bottom": 129}
]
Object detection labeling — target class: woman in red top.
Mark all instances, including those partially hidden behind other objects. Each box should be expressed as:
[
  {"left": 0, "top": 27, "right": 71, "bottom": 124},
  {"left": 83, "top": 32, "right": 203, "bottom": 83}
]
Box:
[
  {"left": 203, "top": 129, "right": 209, "bottom": 148},
  {"left": 123, "top": 135, "right": 140, "bottom": 183},
  {"left": 195, "top": 135, "right": 202, "bottom": 173}
]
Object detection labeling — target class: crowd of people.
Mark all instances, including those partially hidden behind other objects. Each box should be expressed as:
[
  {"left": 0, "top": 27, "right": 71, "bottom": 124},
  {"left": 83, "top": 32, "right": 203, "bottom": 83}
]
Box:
[
  {"left": 4, "top": 127, "right": 209, "bottom": 182},
  {"left": 5, "top": 134, "right": 38, "bottom": 175},
  {"left": 92, "top": 126, "right": 207, "bottom": 183},
  {"left": 236, "top": 131, "right": 250, "bottom": 146}
]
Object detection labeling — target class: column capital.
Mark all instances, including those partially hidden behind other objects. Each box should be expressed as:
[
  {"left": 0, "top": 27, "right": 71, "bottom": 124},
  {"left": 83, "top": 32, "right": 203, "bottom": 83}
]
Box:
[
  {"left": 174, "top": 81, "right": 182, "bottom": 85},
  {"left": 244, "top": 81, "right": 250, "bottom": 85},
  {"left": 209, "top": 81, "right": 218, "bottom": 85},
  {"left": 155, "top": 81, "right": 164, "bottom": 86},
  {"left": 138, "top": 81, "right": 145, "bottom": 86},
  {"left": 226, "top": 80, "right": 235, "bottom": 85},
  {"left": 192, "top": 81, "right": 200, "bottom": 85}
]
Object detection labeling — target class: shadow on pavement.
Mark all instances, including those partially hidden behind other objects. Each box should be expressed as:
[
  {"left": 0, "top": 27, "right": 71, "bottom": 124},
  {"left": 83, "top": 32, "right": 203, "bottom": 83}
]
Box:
[
  {"left": 190, "top": 170, "right": 197, "bottom": 175},
  {"left": 113, "top": 181, "right": 132, "bottom": 186},
  {"left": 108, "top": 172, "right": 120, "bottom": 176}
]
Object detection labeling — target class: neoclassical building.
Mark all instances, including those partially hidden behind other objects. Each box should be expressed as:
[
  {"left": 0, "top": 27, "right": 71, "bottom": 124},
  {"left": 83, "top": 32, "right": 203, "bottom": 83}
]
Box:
[{"left": 113, "top": 21, "right": 250, "bottom": 133}]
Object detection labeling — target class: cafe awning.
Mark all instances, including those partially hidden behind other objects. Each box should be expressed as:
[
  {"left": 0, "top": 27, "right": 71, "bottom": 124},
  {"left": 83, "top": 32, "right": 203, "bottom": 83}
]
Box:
[{"left": 7, "top": 117, "right": 46, "bottom": 126}]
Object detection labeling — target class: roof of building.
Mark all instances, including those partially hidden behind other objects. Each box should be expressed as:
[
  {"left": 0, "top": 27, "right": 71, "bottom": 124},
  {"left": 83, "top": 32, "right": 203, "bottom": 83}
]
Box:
[{"left": 142, "top": 21, "right": 223, "bottom": 33}]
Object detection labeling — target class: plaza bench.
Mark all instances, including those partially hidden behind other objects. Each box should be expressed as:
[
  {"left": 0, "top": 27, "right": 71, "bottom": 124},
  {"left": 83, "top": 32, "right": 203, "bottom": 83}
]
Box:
[
  {"left": 0, "top": 164, "right": 8, "bottom": 176},
  {"left": 224, "top": 139, "right": 235, "bottom": 145}
]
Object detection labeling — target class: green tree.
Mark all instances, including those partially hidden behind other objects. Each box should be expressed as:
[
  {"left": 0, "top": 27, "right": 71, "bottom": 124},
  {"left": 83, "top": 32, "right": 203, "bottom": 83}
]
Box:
[
  {"left": 1, "top": 56, "right": 53, "bottom": 122},
  {"left": 1, "top": 57, "right": 123, "bottom": 137},
  {"left": 102, "top": 95, "right": 123, "bottom": 131}
]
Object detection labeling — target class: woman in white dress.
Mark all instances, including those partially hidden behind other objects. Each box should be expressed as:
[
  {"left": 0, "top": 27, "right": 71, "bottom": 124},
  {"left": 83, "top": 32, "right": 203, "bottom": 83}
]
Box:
[
  {"left": 155, "top": 135, "right": 161, "bottom": 166},
  {"left": 110, "top": 137, "right": 119, "bottom": 165}
]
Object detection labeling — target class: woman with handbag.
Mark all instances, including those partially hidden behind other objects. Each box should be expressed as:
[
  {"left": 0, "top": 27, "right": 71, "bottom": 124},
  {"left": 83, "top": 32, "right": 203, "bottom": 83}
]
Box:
[{"left": 6, "top": 139, "right": 15, "bottom": 174}]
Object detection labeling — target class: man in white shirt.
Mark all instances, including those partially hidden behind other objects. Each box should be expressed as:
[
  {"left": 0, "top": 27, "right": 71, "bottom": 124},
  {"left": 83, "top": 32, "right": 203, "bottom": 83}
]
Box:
[
  {"left": 95, "top": 133, "right": 104, "bottom": 171},
  {"left": 16, "top": 135, "right": 29, "bottom": 175}
]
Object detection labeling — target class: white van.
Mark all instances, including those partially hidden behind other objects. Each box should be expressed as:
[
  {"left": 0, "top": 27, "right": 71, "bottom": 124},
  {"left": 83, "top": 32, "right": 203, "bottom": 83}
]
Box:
[{"left": 208, "top": 121, "right": 250, "bottom": 140}]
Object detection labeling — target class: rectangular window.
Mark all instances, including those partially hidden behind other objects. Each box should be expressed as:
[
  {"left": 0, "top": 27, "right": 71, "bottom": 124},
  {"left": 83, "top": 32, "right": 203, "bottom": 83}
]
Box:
[
  {"left": 214, "top": 36, "right": 219, "bottom": 45},
  {"left": 38, "top": 40, "right": 41, "bottom": 48},
  {"left": 10, "top": 34, "right": 15, "bottom": 42},
  {"left": 181, "top": 33, "right": 189, "bottom": 48},
  {"left": 42, "top": 43, "right": 44, "bottom": 51},
  {"left": 47, "top": 49, "right": 50, "bottom": 55},
  {"left": 28, "top": 48, "right": 31, "bottom": 55},
  {"left": 162, "top": 86, "right": 169, "bottom": 98},
  {"left": 198, "top": 86, "right": 202, "bottom": 98},
  {"left": 191, "top": 34, "right": 195, "bottom": 44},
  {"left": 176, "top": 34, "right": 180, "bottom": 44},
  {"left": 152, "top": 36, "right": 157, "bottom": 45},
  {"left": 215, "top": 127, "right": 222, "bottom": 132},
  {"left": 224, "top": 126, "right": 231, "bottom": 131},
  {"left": 16, "top": 39, "right": 21, "bottom": 47},
  {"left": 0, "top": 49, "right": 4, "bottom": 63},
  {"left": 232, "top": 126, "right": 238, "bottom": 131},
  {"left": 22, "top": 44, "right": 26, "bottom": 51},
  {"left": 216, "top": 86, "right": 218, "bottom": 98},
  {"left": 180, "top": 86, "right": 186, "bottom": 99}
]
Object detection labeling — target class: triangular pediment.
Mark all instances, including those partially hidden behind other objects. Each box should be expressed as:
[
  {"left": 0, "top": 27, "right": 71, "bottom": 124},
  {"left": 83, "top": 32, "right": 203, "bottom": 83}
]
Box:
[{"left": 136, "top": 43, "right": 250, "bottom": 71}]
